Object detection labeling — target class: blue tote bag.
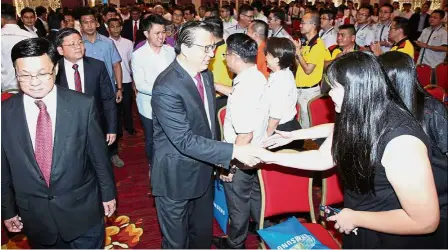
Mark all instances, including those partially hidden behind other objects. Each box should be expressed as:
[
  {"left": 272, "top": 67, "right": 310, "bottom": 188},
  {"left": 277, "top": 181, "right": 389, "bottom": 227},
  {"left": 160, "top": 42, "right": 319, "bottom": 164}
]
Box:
[
  {"left": 213, "top": 179, "right": 229, "bottom": 234},
  {"left": 257, "top": 217, "right": 329, "bottom": 249}
]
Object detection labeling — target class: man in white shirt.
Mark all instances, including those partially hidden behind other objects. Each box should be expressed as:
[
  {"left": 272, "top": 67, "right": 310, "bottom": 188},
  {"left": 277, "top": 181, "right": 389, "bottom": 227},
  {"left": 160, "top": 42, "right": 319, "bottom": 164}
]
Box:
[
  {"left": 375, "top": 3, "right": 393, "bottom": 53},
  {"left": 132, "top": 14, "right": 176, "bottom": 166},
  {"left": 268, "top": 10, "right": 292, "bottom": 38},
  {"left": 213, "top": 33, "right": 268, "bottom": 249},
  {"left": 416, "top": 10, "right": 448, "bottom": 68},
  {"left": 20, "top": 7, "right": 43, "bottom": 37},
  {"left": 109, "top": 18, "right": 135, "bottom": 135},
  {"left": 391, "top": 1, "right": 401, "bottom": 18},
  {"left": 1, "top": 4, "right": 37, "bottom": 92},
  {"left": 355, "top": 5, "right": 375, "bottom": 48},
  {"left": 319, "top": 10, "right": 337, "bottom": 48},
  {"left": 221, "top": 5, "right": 238, "bottom": 31},
  {"left": 224, "top": 4, "right": 254, "bottom": 40},
  {"left": 400, "top": 3, "right": 414, "bottom": 19},
  {"left": 252, "top": 1, "right": 268, "bottom": 23}
]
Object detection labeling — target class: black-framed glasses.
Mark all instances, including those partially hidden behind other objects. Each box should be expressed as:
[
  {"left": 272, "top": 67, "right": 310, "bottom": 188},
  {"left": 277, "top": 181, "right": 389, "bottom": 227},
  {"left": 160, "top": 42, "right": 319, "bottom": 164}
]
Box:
[
  {"left": 16, "top": 72, "right": 55, "bottom": 82},
  {"left": 192, "top": 43, "right": 217, "bottom": 53},
  {"left": 61, "top": 40, "right": 84, "bottom": 48}
]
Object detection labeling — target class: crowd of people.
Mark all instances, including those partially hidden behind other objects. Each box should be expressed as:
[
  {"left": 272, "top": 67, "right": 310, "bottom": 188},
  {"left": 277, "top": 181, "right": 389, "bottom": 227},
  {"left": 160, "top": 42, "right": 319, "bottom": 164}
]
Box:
[{"left": 1, "top": 0, "right": 447, "bottom": 249}]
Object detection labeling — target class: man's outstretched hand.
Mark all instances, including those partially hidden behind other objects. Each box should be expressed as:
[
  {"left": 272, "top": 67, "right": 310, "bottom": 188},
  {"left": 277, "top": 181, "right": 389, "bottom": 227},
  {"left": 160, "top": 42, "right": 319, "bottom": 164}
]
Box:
[{"left": 232, "top": 144, "right": 261, "bottom": 167}]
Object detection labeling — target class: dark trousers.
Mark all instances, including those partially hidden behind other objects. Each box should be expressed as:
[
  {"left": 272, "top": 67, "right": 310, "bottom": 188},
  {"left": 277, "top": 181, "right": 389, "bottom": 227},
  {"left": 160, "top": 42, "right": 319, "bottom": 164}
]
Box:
[
  {"left": 215, "top": 96, "right": 228, "bottom": 141},
  {"left": 120, "top": 83, "right": 135, "bottom": 132},
  {"left": 139, "top": 114, "right": 153, "bottom": 165},
  {"left": 29, "top": 222, "right": 105, "bottom": 249},
  {"left": 154, "top": 179, "right": 214, "bottom": 249},
  {"left": 223, "top": 169, "right": 261, "bottom": 248}
]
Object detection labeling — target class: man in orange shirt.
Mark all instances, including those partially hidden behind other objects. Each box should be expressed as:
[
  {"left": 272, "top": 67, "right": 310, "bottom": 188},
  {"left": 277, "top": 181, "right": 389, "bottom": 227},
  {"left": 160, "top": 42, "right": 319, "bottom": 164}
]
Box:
[{"left": 247, "top": 20, "right": 269, "bottom": 79}]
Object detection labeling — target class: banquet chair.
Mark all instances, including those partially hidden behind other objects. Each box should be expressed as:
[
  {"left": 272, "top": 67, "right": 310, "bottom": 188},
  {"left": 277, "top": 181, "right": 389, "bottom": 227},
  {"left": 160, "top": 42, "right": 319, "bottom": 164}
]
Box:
[
  {"left": 416, "top": 64, "right": 432, "bottom": 87},
  {"left": 218, "top": 106, "right": 226, "bottom": 141},
  {"left": 308, "top": 94, "right": 335, "bottom": 126},
  {"left": 435, "top": 63, "right": 448, "bottom": 91},
  {"left": 424, "top": 85, "right": 446, "bottom": 102}
]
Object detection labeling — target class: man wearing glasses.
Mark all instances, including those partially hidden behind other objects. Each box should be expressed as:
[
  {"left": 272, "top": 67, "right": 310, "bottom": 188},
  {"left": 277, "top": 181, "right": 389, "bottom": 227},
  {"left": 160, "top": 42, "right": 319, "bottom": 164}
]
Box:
[
  {"left": 151, "top": 21, "right": 260, "bottom": 248},
  {"left": 374, "top": 3, "right": 393, "bottom": 53},
  {"left": 354, "top": 5, "right": 375, "bottom": 48},
  {"left": 223, "top": 4, "right": 254, "bottom": 40}
]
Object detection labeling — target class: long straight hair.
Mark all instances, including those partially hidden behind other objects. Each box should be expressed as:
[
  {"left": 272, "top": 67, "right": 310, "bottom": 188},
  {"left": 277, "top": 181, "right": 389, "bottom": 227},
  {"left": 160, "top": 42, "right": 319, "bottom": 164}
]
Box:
[{"left": 326, "top": 52, "right": 411, "bottom": 194}]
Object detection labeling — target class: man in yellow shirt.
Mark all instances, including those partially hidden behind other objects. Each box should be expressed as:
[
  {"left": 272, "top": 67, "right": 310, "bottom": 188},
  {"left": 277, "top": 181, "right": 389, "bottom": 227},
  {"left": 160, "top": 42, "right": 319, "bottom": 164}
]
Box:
[
  {"left": 293, "top": 12, "right": 327, "bottom": 128},
  {"left": 371, "top": 16, "right": 414, "bottom": 58}
]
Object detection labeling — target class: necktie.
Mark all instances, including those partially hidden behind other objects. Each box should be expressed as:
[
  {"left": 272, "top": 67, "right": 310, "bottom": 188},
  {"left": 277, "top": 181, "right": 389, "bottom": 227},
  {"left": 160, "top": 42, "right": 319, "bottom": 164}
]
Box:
[
  {"left": 133, "top": 21, "right": 138, "bottom": 42},
  {"left": 194, "top": 73, "right": 205, "bottom": 103},
  {"left": 73, "top": 64, "right": 82, "bottom": 92},
  {"left": 34, "top": 100, "right": 53, "bottom": 187}
]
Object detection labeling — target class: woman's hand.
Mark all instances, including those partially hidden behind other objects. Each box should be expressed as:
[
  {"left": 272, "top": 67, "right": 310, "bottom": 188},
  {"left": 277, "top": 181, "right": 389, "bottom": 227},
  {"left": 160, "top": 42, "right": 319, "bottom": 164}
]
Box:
[
  {"left": 327, "top": 208, "right": 359, "bottom": 235},
  {"left": 263, "top": 130, "right": 294, "bottom": 149}
]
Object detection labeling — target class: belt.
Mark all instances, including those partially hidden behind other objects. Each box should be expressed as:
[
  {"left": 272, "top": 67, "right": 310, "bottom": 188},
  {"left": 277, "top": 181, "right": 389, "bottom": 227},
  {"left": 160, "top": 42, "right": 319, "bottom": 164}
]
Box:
[{"left": 297, "top": 83, "right": 319, "bottom": 89}]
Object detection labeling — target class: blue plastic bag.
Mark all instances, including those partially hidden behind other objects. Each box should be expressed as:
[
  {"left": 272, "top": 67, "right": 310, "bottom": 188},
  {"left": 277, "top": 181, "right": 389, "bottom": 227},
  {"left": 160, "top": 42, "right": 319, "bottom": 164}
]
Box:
[
  {"left": 257, "top": 217, "right": 329, "bottom": 249},
  {"left": 213, "top": 179, "right": 229, "bottom": 234}
]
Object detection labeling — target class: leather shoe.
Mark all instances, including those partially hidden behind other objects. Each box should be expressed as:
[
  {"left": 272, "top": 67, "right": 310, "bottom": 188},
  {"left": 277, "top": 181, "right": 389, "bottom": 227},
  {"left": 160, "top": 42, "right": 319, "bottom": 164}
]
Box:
[{"left": 212, "top": 236, "right": 246, "bottom": 249}]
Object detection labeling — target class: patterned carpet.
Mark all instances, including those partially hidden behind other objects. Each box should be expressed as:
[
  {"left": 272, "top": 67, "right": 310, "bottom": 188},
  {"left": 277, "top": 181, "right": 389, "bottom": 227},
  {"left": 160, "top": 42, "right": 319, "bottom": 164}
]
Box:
[{"left": 1, "top": 113, "right": 339, "bottom": 249}]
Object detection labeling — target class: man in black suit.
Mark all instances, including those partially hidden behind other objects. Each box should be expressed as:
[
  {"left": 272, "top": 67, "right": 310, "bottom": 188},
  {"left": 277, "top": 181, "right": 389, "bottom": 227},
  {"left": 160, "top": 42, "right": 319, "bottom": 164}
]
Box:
[
  {"left": 151, "top": 21, "right": 259, "bottom": 249},
  {"left": 1, "top": 38, "right": 116, "bottom": 248},
  {"left": 54, "top": 28, "right": 117, "bottom": 143},
  {"left": 121, "top": 7, "right": 146, "bottom": 46},
  {"left": 97, "top": 6, "right": 118, "bottom": 37},
  {"left": 35, "top": 6, "right": 48, "bottom": 37},
  {"left": 19, "top": 7, "right": 46, "bottom": 37},
  {"left": 409, "top": 2, "right": 430, "bottom": 42}
]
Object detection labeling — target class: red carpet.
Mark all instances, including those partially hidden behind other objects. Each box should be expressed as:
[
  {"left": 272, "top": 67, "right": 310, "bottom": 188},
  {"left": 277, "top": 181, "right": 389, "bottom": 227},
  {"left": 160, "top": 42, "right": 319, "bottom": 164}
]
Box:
[{"left": 1, "top": 112, "right": 341, "bottom": 249}]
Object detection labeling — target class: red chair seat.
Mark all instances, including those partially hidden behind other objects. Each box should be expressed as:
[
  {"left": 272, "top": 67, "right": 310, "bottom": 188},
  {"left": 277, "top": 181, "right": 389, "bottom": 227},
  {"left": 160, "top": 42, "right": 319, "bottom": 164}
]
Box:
[
  {"left": 425, "top": 85, "right": 446, "bottom": 102},
  {"left": 303, "top": 222, "right": 341, "bottom": 249}
]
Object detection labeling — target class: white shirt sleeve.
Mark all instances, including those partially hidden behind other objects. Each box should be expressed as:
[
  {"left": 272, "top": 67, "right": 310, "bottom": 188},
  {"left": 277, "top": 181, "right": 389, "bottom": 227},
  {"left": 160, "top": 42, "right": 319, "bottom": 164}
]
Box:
[{"left": 131, "top": 51, "right": 157, "bottom": 95}]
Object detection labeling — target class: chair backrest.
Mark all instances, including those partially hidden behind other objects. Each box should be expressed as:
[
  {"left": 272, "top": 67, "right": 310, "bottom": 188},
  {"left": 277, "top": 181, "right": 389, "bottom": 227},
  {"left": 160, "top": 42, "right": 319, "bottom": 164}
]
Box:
[
  {"left": 321, "top": 168, "right": 344, "bottom": 207},
  {"left": 1, "top": 92, "right": 14, "bottom": 102},
  {"left": 416, "top": 64, "right": 432, "bottom": 87},
  {"left": 295, "top": 103, "right": 301, "bottom": 123},
  {"left": 217, "top": 106, "right": 226, "bottom": 141},
  {"left": 435, "top": 63, "right": 448, "bottom": 91},
  {"left": 258, "top": 149, "right": 316, "bottom": 229},
  {"left": 308, "top": 94, "right": 335, "bottom": 126},
  {"left": 424, "top": 85, "right": 446, "bottom": 102}
]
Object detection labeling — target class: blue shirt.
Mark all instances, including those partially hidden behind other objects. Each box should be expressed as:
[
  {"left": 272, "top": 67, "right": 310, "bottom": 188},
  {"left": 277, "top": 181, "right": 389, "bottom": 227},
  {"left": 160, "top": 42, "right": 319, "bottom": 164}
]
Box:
[{"left": 82, "top": 33, "right": 121, "bottom": 91}]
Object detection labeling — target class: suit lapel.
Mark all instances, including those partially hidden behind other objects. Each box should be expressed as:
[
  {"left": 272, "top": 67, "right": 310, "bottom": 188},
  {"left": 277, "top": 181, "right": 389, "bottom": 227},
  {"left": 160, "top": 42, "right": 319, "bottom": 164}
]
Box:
[
  {"left": 202, "top": 72, "right": 216, "bottom": 138},
  {"left": 57, "top": 59, "right": 69, "bottom": 89},
  {"left": 83, "top": 58, "right": 92, "bottom": 95},
  {"left": 51, "top": 88, "right": 74, "bottom": 170},
  {"left": 14, "top": 95, "right": 41, "bottom": 176}
]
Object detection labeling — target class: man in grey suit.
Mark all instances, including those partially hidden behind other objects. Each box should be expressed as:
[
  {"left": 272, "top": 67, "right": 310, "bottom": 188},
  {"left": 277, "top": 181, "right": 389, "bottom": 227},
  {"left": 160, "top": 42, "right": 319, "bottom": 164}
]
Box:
[{"left": 151, "top": 21, "right": 259, "bottom": 249}]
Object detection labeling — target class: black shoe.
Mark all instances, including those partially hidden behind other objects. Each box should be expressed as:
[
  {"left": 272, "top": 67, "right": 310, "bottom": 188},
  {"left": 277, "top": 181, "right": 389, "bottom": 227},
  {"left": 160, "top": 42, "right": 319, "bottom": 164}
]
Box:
[
  {"left": 212, "top": 236, "right": 246, "bottom": 249},
  {"left": 248, "top": 221, "right": 258, "bottom": 235}
]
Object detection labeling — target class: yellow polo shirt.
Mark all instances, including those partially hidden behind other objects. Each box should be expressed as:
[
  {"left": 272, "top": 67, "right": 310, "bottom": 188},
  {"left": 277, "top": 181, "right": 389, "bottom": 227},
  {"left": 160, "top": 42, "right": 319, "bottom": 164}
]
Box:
[
  {"left": 209, "top": 43, "right": 233, "bottom": 97},
  {"left": 295, "top": 36, "right": 327, "bottom": 87},
  {"left": 390, "top": 38, "right": 414, "bottom": 59}
]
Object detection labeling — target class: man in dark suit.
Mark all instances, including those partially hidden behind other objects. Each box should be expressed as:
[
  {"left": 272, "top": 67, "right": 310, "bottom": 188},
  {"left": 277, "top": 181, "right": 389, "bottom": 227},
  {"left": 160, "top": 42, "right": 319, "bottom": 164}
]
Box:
[
  {"left": 409, "top": 2, "right": 430, "bottom": 42},
  {"left": 151, "top": 21, "right": 259, "bottom": 249},
  {"left": 1, "top": 38, "right": 116, "bottom": 248},
  {"left": 97, "top": 6, "right": 118, "bottom": 37},
  {"left": 19, "top": 7, "right": 46, "bottom": 37},
  {"left": 54, "top": 28, "right": 117, "bottom": 142},
  {"left": 35, "top": 6, "right": 48, "bottom": 37},
  {"left": 121, "top": 7, "right": 146, "bottom": 47}
]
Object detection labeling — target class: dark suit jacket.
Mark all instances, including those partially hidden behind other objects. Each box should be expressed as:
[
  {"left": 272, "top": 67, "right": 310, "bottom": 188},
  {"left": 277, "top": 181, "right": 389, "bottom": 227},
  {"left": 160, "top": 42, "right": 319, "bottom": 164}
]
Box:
[
  {"left": 97, "top": 23, "right": 109, "bottom": 37},
  {"left": 35, "top": 18, "right": 48, "bottom": 37},
  {"left": 1, "top": 87, "right": 116, "bottom": 245},
  {"left": 20, "top": 24, "right": 46, "bottom": 38},
  {"left": 151, "top": 60, "right": 233, "bottom": 200},
  {"left": 409, "top": 13, "right": 430, "bottom": 41},
  {"left": 56, "top": 57, "right": 117, "bottom": 134},
  {"left": 121, "top": 19, "right": 146, "bottom": 47}
]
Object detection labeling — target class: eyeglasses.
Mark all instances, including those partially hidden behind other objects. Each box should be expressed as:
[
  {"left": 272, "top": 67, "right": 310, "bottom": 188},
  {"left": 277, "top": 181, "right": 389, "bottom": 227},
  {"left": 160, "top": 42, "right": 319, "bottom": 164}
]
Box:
[
  {"left": 222, "top": 52, "right": 235, "bottom": 58},
  {"left": 192, "top": 43, "right": 217, "bottom": 53},
  {"left": 300, "top": 21, "right": 315, "bottom": 25},
  {"left": 61, "top": 40, "right": 84, "bottom": 48},
  {"left": 379, "top": 11, "right": 391, "bottom": 14},
  {"left": 242, "top": 14, "right": 254, "bottom": 19},
  {"left": 16, "top": 72, "right": 54, "bottom": 82},
  {"left": 356, "top": 13, "right": 369, "bottom": 17}
]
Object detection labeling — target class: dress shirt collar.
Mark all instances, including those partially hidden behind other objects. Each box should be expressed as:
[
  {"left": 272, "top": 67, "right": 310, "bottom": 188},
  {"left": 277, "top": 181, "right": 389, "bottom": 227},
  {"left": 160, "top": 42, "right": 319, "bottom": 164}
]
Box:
[
  {"left": 233, "top": 65, "right": 258, "bottom": 86},
  {"left": 23, "top": 84, "right": 58, "bottom": 106},
  {"left": 110, "top": 36, "right": 122, "bottom": 42},
  {"left": 82, "top": 32, "right": 102, "bottom": 43},
  {"left": 25, "top": 26, "right": 38, "bottom": 33},
  {"left": 64, "top": 58, "right": 83, "bottom": 69}
]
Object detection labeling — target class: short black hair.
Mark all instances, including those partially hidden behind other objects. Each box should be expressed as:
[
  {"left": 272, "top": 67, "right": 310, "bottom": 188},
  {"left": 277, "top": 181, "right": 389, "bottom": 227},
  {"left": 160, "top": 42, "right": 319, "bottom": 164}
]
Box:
[
  {"left": 142, "top": 14, "right": 166, "bottom": 32},
  {"left": 48, "top": 13, "right": 65, "bottom": 30},
  {"left": 381, "top": 3, "right": 393, "bottom": 13},
  {"left": 221, "top": 5, "right": 234, "bottom": 16},
  {"left": 359, "top": 4, "right": 373, "bottom": 16},
  {"left": 35, "top": 6, "right": 47, "bottom": 17},
  {"left": 102, "top": 6, "right": 118, "bottom": 16},
  {"left": 226, "top": 33, "right": 258, "bottom": 64},
  {"left": 107, "top": 17, "right": 122, "bottom": 26},
  {"left": 266, "top": 37, "right": 295, "bottom": 69},
  {"left": 172, "top": 6, "right": 184, "bottom": 14},
  {"left": 203, "top": 16, "right": 224, "bottom": 39},
  {"left": 130, "top": 7, "right": 141, "bottom": 13},
  {"left": 432, "top": 9, "right": 445, "bottom": 19},
  {"left": 250, "top": 20, "right": 269, "bottom": 40},
  {"left": 175, "top": 21, "right": 215, "bottom": 54},
  {"left": 79, "top": 7, "right": 96, "bottom": 21},
  {"left": 271, "top": 9, "right": 286, "bottom": 24},
  {"left": 338, "top": 24, "right": 356, "bottom": 36},
  {"left": 239, "top": 4, "right": 254, "bottom": 17},
  {"left": 392, "top": 16, "right": 409, "bottom": 36},
  {"left": 20, "top": 7, "right": 35, "bottom": 17},
  {"left": 251, "top": 0, "right": 263, "bottom": 12},
  {"left": 320, "top": 9, "right": 335, "bottom": 20},
  {"left": 55, "top": 28, "right": 82, "bottom": 47},
  {"left": 184, "top": 5, "right": 197, "bottom": 15},
  {"left": 11, "top": 38, "right": 59, "bottom": 67},
  {"left": 205, "top": 7, "right": 219, "bottom": 17},
  {"left": 1, "top": 3, "right": 17, "bottom": 20}
]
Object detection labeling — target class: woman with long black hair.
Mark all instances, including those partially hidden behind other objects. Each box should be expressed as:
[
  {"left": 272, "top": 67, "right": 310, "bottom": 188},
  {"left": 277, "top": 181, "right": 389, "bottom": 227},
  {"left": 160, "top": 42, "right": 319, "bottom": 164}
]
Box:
[
  {"left": 252, "top": 51, "right": 440, "bottom": 248},
  {"left": 379, "top": 51, "right": 448, "bottom": 249}
]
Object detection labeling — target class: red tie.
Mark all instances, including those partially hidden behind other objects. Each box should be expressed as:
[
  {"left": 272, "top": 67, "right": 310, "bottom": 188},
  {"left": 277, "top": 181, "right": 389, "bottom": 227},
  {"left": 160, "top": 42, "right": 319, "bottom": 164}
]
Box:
[
  {"left": 194, "top": 73, "right": 205, "bottom": 103},
  {"left": 73, "top": 64, "right": 82, "bottom": 92},
  {"left": 133, "top": 21, "right": 138, "bottom": 42},
  {"left": 34, "top": 100, "right": 53, "bottom": 187}
]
